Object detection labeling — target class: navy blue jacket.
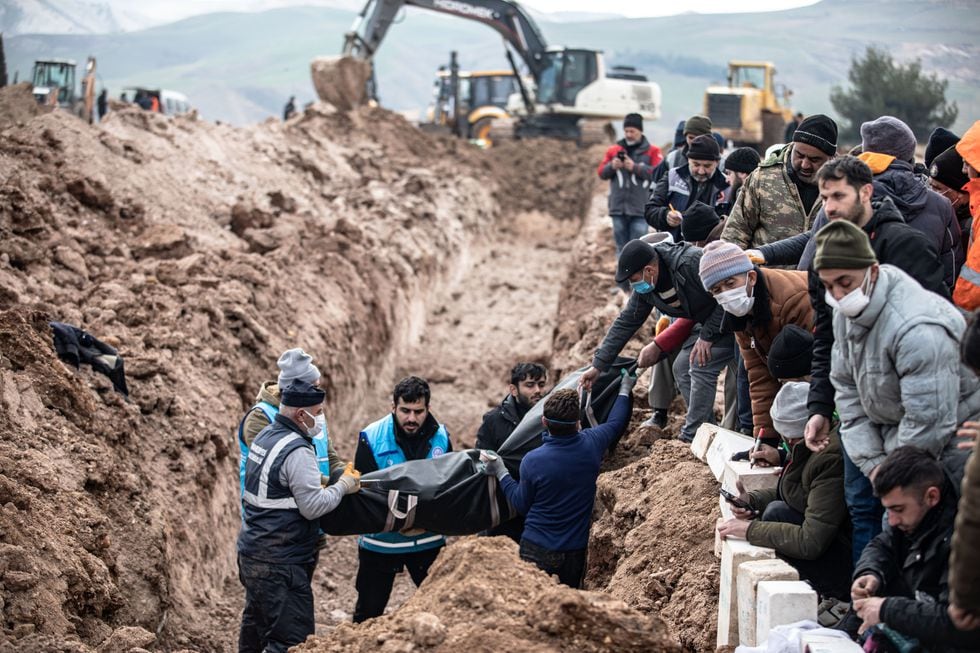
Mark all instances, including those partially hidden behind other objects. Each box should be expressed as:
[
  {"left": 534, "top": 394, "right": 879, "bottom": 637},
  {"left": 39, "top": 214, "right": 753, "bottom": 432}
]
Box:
[{"left": 499, "top": 394, "right": 630, "bottom": 552}]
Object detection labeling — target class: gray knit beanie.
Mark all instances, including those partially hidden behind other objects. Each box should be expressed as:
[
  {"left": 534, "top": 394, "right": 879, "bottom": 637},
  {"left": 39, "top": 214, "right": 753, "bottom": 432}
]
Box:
[
  {"left": 770, "top": 381, "right": 810, "bottom": 439},
  {"left": 277, "top": 348, "right": 321, "bottom": 386},
  {"left": 860, "top": 116, "right": 917, "bottom": 162}
]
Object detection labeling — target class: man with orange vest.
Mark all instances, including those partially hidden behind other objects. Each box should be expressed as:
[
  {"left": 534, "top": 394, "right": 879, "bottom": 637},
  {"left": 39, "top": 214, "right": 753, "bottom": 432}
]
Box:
[{"left": 953, "top": 121, "right": 980, "bottom": 310}]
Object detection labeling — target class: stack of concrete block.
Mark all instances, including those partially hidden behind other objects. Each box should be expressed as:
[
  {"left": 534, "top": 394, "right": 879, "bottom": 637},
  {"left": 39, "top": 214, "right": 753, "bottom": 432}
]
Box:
[
  {"left": 736, "top": 559, "right": 800, "bottom": 646},
  {"left": 717, "top": 538, "right": 775, "bottom": 648},
  {"left": 800, "top": 632, "right": 865, "bottom": 652}
]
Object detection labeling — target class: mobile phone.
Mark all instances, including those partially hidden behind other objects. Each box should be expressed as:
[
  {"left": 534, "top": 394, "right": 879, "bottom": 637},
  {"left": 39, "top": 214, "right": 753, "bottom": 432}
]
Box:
[
  {"left": 719, "top": 487, "right": 753, "bottom": 512},
  {"left": 616, "top": 151, "right": 626, "bottom": 160}
]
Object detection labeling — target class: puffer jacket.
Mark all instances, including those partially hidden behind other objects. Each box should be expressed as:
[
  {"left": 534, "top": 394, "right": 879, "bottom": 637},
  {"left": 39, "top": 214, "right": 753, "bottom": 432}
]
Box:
[
  {"left": 724, "top": 267, "right": 813, "bottom": 437},
  {"left": 953, "top": 120, "right": 980, "bottom": 311},
  {"left": 829, "top": 264, "right": 980, "bottom": 477},
  {"left": 869, "top": 156, "right": 963, "bottom": 291},
  {"left": 598, "top": 136, "right": 662, "bottom": 217},
  {"left": 950, "top": 436, "right": 980, "bottom": 612},
  {"left": 591, "top": 241, "right": 726, "bottom": 371},
  {"left": 856, "top": 479, "right": 980, "bottom": 651},
  {"left": 747, "top": 431, "right": 849, "bottom": 561},
  {"left": 721, "top": 144, "right": 822, "bottom": 250}
]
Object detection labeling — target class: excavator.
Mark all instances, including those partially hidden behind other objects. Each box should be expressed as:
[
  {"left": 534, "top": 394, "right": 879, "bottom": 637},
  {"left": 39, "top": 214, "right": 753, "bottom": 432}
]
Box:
[{"left": 311, "top": 0, "right": 661, "bottom": 143}]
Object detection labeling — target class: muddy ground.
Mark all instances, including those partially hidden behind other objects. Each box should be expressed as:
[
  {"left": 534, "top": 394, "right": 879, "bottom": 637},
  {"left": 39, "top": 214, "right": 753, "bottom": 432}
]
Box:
[{"left": 0, "top": 86, "right": 718, "bottom": 652}]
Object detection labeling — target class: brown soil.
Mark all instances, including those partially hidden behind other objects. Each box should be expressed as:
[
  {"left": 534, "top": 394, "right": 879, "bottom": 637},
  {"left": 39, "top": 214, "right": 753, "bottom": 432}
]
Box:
[
  {"left": 295, "top": 537, "right": 682, "bottom": 653},
  {"left": 0, "top": 83, "right": 42, "bottom": 129},
  {"left": 0, "top": 92, "right": 719, "bottom": 653}
]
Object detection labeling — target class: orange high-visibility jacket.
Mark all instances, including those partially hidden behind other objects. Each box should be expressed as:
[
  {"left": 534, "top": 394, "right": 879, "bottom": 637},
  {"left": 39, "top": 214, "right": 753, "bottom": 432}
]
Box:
[{"left": 953, "top": 121, "right": 980, "bottom": 310}]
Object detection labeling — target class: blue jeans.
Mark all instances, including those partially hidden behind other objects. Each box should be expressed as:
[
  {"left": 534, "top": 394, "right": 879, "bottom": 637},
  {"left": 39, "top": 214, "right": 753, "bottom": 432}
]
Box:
[
  {"left": 611, "top": 214, "right": 649, "bottom": 255},
  {"left": 736, "top": 348, "right": 753, "bottom": 432},
  {"left": 841, "top": 442, "right": 883, "bottom": 567}
]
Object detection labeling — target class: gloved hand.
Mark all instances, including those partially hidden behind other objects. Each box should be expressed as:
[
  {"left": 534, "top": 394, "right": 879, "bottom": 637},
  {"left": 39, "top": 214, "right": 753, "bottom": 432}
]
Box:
[
  {"left": 337, "top": 462, "right": 361, "bottom": 495},
  {"left": 655, "top": 315, "right": 670, "bottom": 336},
  {"left": 618, "top": 368, "right": 638, "bottom": 396},
  {"left": 480, "top": 451, "right": 509, "bottom": 480}
]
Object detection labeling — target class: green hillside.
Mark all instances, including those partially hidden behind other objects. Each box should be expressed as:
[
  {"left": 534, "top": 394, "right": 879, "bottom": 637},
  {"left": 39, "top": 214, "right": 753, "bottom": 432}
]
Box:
[{"left": 6, "top": 0, "right": 978, "bottom": 143}]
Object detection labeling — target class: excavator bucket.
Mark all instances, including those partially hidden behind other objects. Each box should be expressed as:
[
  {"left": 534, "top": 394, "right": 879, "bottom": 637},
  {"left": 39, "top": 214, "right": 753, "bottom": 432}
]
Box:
[{"left": 310, "top": 56, "right": 372, "bottom": 111}]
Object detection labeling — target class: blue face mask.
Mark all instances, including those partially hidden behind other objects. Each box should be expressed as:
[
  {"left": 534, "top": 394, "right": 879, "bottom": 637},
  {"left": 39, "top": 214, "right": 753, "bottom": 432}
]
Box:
[{"left": 631, "top": 279, "right": 654, "bottom": 294}]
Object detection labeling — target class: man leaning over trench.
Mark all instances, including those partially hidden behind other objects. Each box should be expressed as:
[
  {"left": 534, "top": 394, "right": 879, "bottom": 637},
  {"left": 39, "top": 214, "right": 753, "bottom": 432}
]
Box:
[
  {"left": 483, "top": 375, "right": 636, "bottom": 588},
  {"left": 580, "top": 237, "right": 735, "bottom": 443},
  {"left": 237, "top": 380, "right": 361, "bottom": 652}
]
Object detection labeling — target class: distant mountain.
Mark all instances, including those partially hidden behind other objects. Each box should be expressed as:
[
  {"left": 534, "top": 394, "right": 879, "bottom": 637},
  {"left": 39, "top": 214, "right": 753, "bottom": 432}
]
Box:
[
  {"left": 5, "top": 0, "right": 978, "bottom": 143},
  {"left": 0, "top": 0, "right": 146, "bottom": 35}
]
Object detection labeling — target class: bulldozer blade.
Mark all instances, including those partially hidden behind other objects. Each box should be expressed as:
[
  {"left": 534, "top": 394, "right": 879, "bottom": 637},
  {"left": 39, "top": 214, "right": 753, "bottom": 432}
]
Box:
[{"left": 310, "top": 56, "right": 372, "bottom": 111}]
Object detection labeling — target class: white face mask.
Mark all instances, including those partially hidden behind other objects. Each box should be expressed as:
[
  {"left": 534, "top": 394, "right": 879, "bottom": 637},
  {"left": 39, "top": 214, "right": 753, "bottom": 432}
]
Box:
[
  {"left": 301, "top": 410, "right": 322, "bottom": 438},
  {"left": 715, "top": 274, "right": 755, "bottom": 317},
  {"left": 825, "top": 268, "right": 873, "bottom": 318}
]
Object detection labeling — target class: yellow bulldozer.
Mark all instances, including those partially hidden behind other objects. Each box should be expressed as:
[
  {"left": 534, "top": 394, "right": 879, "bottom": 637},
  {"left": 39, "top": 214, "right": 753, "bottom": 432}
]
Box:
[
  {"left": 703, "top": 61, "right": 793, "bottom": 152},
  {"left": 422, "top": 57, "right": 520, "bottom": 146}
]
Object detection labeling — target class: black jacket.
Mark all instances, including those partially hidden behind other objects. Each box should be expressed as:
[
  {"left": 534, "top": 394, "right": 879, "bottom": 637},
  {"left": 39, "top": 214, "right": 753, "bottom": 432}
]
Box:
[
  {"left": 644, "top": 164, "right": 728, "bottom": 242},
  {"left": 476, "top": 394, "right": 527, "bottom": 453},
  {"left": 354, "top": 413, "right": 452, "bottom": 474},
  {"left": 592, "top": 241, "right": 727, "bottom": 371},
  {"left": 767, "top": 198, "right": 950, "bottom": 419},
  {"left": 855, "top": 481, "right": 980, "bottom": 651},
  {"left": 874, "top": 160, "right": 963, "bottom": 291}
]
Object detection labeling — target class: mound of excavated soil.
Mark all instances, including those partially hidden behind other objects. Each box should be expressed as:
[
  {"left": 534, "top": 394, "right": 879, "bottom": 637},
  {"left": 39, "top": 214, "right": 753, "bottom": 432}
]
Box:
[
  {"left": 0, "top": 83, "right": 42, "bottom": 129},
  {"left": 296, "top": 537, "right": 681, "bottom": 653}
]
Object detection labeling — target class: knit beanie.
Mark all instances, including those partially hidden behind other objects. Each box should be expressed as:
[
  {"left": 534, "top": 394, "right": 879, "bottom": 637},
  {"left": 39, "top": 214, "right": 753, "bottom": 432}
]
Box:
[
  {"left": 930, "top": 145, "right": 968, "bottom": 193},
  {"left": 770, "top": 381, "right": 810, "bottom": 440},
  {"left": 698, "top": 240, "right": 753, "bottom": 290},
  {"left": 725, "top": 147, "right": 762, "bottom": 174},
  {"left": 673, "top": 120, "right": 686, "bottom": 148},
  {"left": 280, "top": 379, "right": 326, "bottom": 408},
  {"left": 623, "top": 113, "right": 643, "bottom": 131},
  {"left": 813, "top": 220, "right": 877, "bottom": 270},
  {"left": 681, "top": 201, "right": 721, "bottom": 243},
  {"left": 278, "top": 348, "right": 321, "bottom": 386},
  {"left": 687, "top": 134, "right": 721, "bottom": 162},
  {"left": 684, "top": 114, "right": 713, "bottom": 137},
  {"left": 793, "top": 114, "right": 838, "bottom": 156},
  {"left": 924, "top": 127, "right": 959, "bottom": 168},
  {"left": 860, "top": 116, "right": 917, "bottom": 162},
  {"left": 956, "top": 120, "right": 980, "bottom": 172},
  {"left": 767, "top": 324, "right": 814, "bottom": 380}
]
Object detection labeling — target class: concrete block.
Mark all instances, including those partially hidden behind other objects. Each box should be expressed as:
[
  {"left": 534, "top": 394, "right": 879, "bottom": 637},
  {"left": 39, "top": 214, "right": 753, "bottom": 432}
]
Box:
[
  {"left": 714, "top": 517, "right": 724, "bottom": 558},
  {"left": 756, "top": 580, "right": 818, "bottom": 645},
  {"left": 723, "top": 459, "right": 781, "bottom": 495},
  {"left": 800, "top": 633, "right": 864, "bottom": 652},
  {"left": 717, "top": 538, "right": 775, "bottom": 648},
  {"left": 736, "top": 559, "right": 799, "bottom": 646},
  {"left": 691, "top": 423, "right": 717, "bottom": 461},
  {"left": 706, "top": 426, "right": 755, "bottom": 480},
  {"left": 719, "top": 494, "right": 735, "bottom": 521}
]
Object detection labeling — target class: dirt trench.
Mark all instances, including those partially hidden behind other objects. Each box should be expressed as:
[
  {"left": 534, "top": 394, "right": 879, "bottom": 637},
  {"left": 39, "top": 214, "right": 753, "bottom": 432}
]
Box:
[{"left": 0, "top": 85, "right": 719, "bottom": 653}]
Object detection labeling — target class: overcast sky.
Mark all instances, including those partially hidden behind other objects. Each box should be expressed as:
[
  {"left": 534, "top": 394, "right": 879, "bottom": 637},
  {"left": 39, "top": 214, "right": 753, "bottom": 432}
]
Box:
[{"left": 125, "top": 0, "right": 822, "bottom": 24}]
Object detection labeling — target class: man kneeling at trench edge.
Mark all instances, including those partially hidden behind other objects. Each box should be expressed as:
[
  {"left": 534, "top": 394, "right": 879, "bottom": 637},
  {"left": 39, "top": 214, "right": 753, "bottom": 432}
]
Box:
[
  {"left": 237, "top": 380, "right": 361, "bottom": 652},
  {"left": 482, "top": 374, "right": 636, "bottom": 588}
]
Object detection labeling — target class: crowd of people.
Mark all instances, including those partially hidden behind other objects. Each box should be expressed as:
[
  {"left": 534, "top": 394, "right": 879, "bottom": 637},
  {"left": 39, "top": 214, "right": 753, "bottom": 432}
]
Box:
[
  {"left": 230, "top": 108, "right": 980, "bottom": 652},
  {"left": 592, "top": 110, "right": 980, "bottom": 650}
]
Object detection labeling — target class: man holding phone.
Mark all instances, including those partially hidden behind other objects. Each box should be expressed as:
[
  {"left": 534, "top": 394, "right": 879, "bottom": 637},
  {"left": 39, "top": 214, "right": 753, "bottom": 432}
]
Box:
[{"left": 717, "top": 382, "right": 852, "bottom": 600}]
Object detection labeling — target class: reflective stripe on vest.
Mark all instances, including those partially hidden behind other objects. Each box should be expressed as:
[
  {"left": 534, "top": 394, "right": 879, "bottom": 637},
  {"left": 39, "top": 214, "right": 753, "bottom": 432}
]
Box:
[
  {"left": 242, "top": 433, "right": 302, "bottom": 510},
  {"left": 238, "top": 401, "right": 278, "bottom": 503},
  {"left": 667, "top": 168, "right": 691, "bottom": 212},
  {"left": 357, "top": 414, "right": 449, "bottom": 553}
]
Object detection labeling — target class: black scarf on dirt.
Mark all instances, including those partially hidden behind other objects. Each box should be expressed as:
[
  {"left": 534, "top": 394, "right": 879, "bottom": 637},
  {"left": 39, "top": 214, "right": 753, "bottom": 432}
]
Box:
[{"left": 50, "top": 322, "right": 129, "bottom": 397}]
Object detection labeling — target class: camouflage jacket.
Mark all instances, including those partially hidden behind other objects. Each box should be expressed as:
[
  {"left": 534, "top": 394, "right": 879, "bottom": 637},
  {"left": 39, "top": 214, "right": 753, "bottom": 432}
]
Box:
[{"left": 721, "top": 145, "right": 821, "bottom": 250}]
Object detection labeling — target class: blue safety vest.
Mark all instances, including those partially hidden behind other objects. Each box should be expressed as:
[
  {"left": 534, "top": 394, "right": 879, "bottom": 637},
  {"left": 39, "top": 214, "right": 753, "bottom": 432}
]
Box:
[
  {"left": 357, "top": 414, "right": 449, "bottom": 554},
  {"left": 236, "top": 401, "right": 332, "bottom": 518},
  {"left": 237, "top": 417, "right": 319, "bottom": 564}
]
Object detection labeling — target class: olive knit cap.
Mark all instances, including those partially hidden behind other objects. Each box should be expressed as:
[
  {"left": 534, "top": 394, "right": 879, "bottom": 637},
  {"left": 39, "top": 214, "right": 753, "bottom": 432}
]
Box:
[{"left": 813, "top": 220, "right": 877, "bottom": 270}]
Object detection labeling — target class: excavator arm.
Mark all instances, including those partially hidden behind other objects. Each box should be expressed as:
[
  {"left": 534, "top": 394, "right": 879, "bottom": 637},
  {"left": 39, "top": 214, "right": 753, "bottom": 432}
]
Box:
[{"left": 342, "top": 0, "right": 549, "bottom": 79}]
